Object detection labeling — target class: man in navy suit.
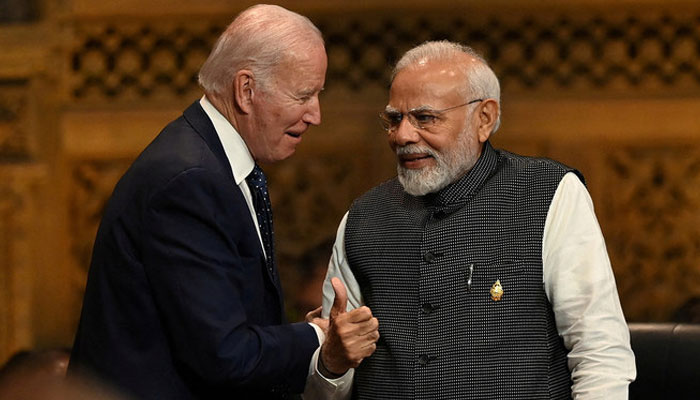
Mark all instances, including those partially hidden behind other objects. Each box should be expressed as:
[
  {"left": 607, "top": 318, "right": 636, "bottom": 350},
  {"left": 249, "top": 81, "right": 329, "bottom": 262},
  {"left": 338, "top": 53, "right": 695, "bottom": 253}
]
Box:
[{"left": 69, "top": 5, "right": 379, "bottom": 399}]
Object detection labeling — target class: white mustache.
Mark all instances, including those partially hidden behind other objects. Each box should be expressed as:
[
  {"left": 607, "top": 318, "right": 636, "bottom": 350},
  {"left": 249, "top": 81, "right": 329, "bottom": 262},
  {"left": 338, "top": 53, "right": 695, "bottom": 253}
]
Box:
[{"left": 396, "top": 144, "right": 437, "bottom": 158}]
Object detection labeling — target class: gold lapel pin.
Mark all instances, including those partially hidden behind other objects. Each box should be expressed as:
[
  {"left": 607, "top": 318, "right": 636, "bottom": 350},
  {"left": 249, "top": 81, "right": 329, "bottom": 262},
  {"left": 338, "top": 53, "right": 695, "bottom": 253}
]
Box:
[{"left": 490, "top": 279, "right": 504, "bottom": 301}]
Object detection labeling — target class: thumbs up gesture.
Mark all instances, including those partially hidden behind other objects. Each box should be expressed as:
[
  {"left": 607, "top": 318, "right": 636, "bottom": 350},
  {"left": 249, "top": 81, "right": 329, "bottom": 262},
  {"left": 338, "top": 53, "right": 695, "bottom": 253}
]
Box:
[{"left": 319, "top": 277, "right": 379, "bottom": 377}]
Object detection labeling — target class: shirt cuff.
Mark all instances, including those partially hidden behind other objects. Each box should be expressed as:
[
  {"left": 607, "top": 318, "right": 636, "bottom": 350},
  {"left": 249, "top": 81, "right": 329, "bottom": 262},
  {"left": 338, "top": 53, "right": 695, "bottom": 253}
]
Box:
[
  {"left": 308, "top": 322, "right": 325, "bottom": 346},
  {"left": 303, "top": 347, "right": 354, "bottom": 399}
]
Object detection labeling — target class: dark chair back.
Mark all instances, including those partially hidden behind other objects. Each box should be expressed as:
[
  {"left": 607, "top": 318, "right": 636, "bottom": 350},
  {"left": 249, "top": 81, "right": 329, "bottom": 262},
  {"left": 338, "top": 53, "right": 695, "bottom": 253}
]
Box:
[{"left": 628, "top": 323, "right": 700, "bottom": 400}]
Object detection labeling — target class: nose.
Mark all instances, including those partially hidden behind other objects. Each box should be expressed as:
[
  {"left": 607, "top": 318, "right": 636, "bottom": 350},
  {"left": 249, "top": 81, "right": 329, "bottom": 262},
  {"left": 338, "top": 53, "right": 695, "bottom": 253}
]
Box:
[
  {"left": 302, "top": 95, "right": 322, "bottom": 126},
  {"left": 391, "top": 117, "right": 421, "bottom": 146}
]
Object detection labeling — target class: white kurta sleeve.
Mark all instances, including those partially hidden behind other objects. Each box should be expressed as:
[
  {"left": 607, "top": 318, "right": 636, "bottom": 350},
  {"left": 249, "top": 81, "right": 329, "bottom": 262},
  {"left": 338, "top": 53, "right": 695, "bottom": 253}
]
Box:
[
  {"left": 303, "top": 212, "right": 363, "bottom": 400},
  {"left": 542, "top": 172, "right": 636, "bottom": 399}
]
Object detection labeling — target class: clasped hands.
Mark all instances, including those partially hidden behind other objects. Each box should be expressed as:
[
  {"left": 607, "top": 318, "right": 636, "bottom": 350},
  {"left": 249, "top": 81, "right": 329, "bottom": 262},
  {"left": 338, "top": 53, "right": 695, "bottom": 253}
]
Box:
[{"left": 306, "top": 277, "right": 380, "bottom": 378}]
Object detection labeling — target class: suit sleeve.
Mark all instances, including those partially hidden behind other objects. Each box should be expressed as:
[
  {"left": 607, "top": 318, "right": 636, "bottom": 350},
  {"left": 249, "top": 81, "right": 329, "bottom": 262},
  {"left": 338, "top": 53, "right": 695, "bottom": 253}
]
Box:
[{"left": 141, "top": 166, "right": 318, "bottom": 392}]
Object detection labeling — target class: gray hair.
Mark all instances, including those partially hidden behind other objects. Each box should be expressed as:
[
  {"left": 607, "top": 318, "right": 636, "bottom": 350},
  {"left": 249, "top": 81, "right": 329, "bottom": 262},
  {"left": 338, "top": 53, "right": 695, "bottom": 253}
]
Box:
[
  {"left": 198, "top": 4, "right": 323, "bottom": 97},
  {"left": 392, "top": 40, "right": 501, "bottom": 132}
]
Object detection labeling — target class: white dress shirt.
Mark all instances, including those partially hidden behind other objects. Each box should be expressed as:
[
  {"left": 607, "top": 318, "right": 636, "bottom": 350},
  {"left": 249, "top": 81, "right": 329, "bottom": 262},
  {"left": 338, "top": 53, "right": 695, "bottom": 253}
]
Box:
[
  {"left": 199, "top": 96, "right": 267, "bottom": 259},
  {"left": 303, "top": 172, "right": 636, "bottom": 400}
]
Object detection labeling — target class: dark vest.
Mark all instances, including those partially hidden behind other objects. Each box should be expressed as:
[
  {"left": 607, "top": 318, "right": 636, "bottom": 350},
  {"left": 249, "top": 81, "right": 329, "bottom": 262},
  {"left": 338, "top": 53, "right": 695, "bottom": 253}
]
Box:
[{"left": 345, "top": 142, "right": 581, "bottom": 399}]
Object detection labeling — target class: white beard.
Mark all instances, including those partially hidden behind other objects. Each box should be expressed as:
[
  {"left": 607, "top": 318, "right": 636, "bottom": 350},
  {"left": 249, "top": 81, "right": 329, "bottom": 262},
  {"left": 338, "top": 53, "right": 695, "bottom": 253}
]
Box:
[{"left": 396, "top": 130, "right": 480, "bottom": 196}]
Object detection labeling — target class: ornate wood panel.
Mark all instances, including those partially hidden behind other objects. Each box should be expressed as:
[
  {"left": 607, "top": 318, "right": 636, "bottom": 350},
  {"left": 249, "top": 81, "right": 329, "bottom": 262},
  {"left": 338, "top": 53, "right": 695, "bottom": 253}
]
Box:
[
  {"left": 602, "top": 144, "right": 700, "bottom": 321},
  {"left": 67, "top": 4, "right": 700, "bottom": 102},
  {"left": 0, "top": 166, "right": 45, "bottom": 363},
  {"left": 2, "top": 1, "right": 700, "bottom": 364},
  {"left": 0, "top": 79, "right": 33, "bottom": 161},
  {"left": 60, "top": 1, "right": 700, "bottom": 324},
  {"left": 0, "top": 71, "right": 48, "bottom": 361}
]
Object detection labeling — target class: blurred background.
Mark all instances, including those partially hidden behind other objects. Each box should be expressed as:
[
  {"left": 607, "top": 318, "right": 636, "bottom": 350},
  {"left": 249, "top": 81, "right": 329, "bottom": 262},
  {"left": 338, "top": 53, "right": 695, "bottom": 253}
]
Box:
[{"left": 1, "top": 0, "right": 700, "bottom": 365}]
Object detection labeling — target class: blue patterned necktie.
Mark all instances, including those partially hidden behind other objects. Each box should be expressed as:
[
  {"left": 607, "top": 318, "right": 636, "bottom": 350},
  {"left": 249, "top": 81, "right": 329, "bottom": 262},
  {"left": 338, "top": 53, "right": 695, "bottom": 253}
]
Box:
[{"left": 246, "top": 164, "right": 275, "bottom": 275}]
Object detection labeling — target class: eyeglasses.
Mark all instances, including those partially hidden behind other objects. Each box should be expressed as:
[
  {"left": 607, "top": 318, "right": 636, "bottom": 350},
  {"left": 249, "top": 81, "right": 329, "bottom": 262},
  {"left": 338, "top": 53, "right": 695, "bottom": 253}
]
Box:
[{"left": 378, "top": 98, "right": 484, "bottom": 133}]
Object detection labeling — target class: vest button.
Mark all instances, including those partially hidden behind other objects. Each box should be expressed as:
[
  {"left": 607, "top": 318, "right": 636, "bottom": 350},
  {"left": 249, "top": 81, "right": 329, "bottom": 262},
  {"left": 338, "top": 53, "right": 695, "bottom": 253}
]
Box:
[
  {"left": 421, "top": 303, "right": 434, "bottom": 314},
  {"left": 418, "top": 354, "right": 430, "bottom": 365},
  {"left": 423, "top": 252, "right": 436, "bottom": 263}
]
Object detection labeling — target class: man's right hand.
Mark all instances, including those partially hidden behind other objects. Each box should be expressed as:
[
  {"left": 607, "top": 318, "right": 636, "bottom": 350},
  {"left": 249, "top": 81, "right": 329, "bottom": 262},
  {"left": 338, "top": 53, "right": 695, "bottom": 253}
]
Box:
[{"left": 319, "top": 277, "right": 379, "bottom": 378}]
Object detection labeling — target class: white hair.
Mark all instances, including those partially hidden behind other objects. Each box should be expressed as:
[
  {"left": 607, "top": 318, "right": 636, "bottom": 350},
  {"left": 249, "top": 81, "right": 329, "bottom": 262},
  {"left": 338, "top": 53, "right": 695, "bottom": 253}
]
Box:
[
  {"left": 392, "top": 40, "right": 501, "bottom": 132},
  {"left": 198, "top": 4, "right": 324, "bottom": 97}
]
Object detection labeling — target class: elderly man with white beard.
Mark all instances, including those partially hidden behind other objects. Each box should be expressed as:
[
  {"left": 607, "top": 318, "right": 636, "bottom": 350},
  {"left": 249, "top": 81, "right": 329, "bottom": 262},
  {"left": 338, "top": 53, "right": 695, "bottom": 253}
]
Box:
[{"left": 304, "top": 40, "right": 636, "bottom": 400}]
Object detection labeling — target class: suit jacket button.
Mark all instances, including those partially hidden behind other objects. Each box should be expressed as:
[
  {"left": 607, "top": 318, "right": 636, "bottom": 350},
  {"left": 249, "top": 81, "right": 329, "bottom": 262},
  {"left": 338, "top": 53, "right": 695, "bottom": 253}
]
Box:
[
  {"left": 418, "top": 354, "right": 430, "bottom": 365},
  {"left": 423, "top": 252, "right": 436, "bottom": 263}
]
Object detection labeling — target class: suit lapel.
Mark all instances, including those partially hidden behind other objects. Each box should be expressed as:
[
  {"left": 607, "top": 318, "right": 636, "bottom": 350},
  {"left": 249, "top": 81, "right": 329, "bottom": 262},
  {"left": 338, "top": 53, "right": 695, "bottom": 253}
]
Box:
[{"left": 182, "top": 100, "right": 284, "bottom": 303}]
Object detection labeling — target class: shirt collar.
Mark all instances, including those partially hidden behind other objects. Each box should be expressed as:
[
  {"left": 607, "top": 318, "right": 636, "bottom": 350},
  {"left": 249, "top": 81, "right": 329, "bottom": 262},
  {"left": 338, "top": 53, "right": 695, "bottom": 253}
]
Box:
[{"left": 199, "top": 95, "right": 254, "bottom": 185}]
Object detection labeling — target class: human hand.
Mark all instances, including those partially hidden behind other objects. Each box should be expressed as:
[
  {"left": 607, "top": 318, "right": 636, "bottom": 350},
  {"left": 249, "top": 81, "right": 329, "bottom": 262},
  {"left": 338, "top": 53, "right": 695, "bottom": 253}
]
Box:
[
  {"left": 319, "top": 277, "right": 379, "bottom": 377},
  {"left": 306, "top": 306, "right": 329, "bottom": 333}
]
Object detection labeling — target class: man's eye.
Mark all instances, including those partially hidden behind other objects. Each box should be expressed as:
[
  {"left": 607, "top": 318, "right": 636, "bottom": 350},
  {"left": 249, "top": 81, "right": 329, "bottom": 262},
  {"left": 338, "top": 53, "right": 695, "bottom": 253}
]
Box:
[
  {"left": 386, "top": 113, "right": 403, "bottom": 124},
  {"left": 413, "top": 113, "right": 437, "bottom": 124}
]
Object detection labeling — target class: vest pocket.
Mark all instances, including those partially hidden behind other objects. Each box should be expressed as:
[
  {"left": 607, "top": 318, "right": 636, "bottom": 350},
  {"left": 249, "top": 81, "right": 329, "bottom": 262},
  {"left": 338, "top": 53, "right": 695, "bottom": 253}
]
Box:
[{"left": 463, "top": 258, "right": 527, "bottom": 303}]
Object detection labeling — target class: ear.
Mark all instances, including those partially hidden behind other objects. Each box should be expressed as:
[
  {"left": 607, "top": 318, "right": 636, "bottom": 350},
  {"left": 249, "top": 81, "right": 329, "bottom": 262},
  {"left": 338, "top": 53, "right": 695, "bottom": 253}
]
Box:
[
  {"left": 233, "top": 70, "right": 255, "bottom": 114},
  {"left": 476, "top": 99, "right": 499, "bottom": 143}
]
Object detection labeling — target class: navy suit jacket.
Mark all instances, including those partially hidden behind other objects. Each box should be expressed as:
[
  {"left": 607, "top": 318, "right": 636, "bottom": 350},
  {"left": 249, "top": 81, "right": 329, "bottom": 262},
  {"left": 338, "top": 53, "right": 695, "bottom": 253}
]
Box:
[{"left": 69, "top": 101, "right": 319, "bottom": 399}]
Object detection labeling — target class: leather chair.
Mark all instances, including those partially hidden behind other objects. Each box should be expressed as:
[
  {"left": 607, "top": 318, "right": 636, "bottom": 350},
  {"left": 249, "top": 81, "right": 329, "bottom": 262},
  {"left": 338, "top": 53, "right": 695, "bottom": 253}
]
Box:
[{"left": 628, "top": 323, "right": 700, "bottom": 400}]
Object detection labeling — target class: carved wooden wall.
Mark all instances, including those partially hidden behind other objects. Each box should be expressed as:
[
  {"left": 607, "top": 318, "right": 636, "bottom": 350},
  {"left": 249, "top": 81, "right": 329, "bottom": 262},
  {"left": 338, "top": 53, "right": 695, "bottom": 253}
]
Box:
[
  {"left": 0, "top": 76, "right": 48, "bottom": 362},
  {"left": 1, "top": 0, "right": 700, "bottom": 363}
]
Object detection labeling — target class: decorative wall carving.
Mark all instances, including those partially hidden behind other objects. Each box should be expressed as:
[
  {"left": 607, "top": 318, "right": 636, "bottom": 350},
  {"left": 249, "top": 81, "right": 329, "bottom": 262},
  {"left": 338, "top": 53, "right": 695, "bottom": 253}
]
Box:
[
  {"left": 0, "top": 80, "right": 31, "bottom": 161},
  {"left": 70, "top": 22, "right": 220, "bottom": 101},
  {"left": 602, "top": 145, "right": 700, "bottom": 321},
  {"left": 69, "top": 160, "right": 132, "bottom": 278},
  {"left": 62, "top": 4, "right": 700, "bottom": 323},
  {"left": 267, "top": 151, "right": 386, "bottom": 260},
  {"left": 0, "top": 3, "right": 696, "bottom": 360},
  {"left": 265, "top": 153, "right": 366, "bottom": 319},
  {"left": 0, "top": 166, "right": 45, "bottom": 363},
  {"left": 62, "top": 159, "right": 132, "bottom": 335},
  {"left": 69, "top": 8, "right": 700, "bottom": 101},
  {"left": 0, "top": 77, "right": 42, "bottom": 361},
  {"left": 0, "top": 174, "right": 21, "bottom": 362}
]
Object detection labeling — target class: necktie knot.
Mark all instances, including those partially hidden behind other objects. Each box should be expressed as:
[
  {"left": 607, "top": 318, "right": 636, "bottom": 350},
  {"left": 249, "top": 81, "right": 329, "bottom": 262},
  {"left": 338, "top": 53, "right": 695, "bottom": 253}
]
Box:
[{"left": 246, "top": 164, "right": 268, "bottom": 191}]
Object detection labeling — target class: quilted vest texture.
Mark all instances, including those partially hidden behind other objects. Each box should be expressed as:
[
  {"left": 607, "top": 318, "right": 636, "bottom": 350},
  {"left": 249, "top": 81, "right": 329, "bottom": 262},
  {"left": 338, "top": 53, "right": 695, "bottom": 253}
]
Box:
[{"left": 345, "top": 142, "right": 581, "bottom": 399}]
